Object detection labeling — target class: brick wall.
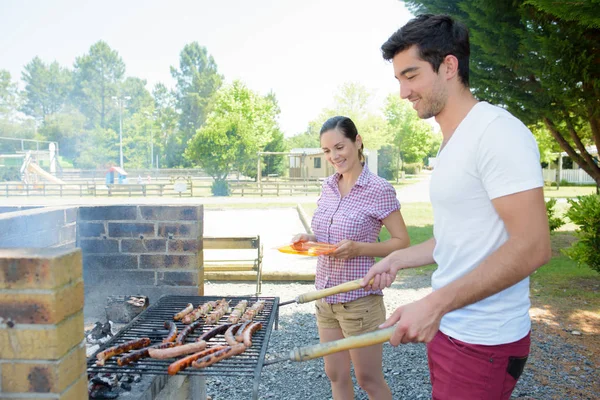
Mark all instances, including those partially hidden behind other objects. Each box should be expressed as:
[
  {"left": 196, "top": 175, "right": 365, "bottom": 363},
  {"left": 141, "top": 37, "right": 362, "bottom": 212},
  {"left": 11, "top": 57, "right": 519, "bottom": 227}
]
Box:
[
  {"left": 78, "top": 205, "right": 204, "bottom": 298},
  {"left": 0, "top": 248, "right": 87, "bottom": 399},
  {"left": 0, "top": 207, "right": 77, "bottom": 249}
]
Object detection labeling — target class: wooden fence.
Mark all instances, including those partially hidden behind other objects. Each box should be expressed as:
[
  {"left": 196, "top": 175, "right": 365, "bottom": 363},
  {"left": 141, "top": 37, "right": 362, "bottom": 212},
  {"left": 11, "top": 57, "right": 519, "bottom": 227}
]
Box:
[{"left": 543, "top": 168, "right": 595, "bottom": 184}]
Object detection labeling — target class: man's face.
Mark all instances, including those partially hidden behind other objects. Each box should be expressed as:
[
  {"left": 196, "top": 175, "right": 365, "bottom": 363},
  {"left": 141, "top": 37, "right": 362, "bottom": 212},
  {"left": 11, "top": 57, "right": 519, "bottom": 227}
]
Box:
[{"left": 392, "top": 45, "right": 447, "bottom": 119}]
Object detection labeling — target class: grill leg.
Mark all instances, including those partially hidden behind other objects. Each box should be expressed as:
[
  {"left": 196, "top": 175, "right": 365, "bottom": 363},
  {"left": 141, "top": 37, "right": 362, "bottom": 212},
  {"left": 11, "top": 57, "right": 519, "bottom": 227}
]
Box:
[{"left": 189, "top": 375, "right": 207, "bottom": 400}]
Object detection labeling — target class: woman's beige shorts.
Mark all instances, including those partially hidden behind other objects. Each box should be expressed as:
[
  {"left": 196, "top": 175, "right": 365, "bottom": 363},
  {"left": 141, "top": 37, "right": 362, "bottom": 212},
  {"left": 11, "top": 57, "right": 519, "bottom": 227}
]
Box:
[{"left": 315, "top": 295, "right": 386, "bottom": 337}]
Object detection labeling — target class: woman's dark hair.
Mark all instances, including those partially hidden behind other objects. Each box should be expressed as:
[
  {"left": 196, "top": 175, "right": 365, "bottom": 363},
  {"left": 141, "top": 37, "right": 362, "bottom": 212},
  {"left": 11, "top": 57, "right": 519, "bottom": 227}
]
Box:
[
  {"left": 320, "top": 116, "right": 364, "bottom": 163},
  {"left": 381, "top": 14, "right": 470, "bottom": 86}
]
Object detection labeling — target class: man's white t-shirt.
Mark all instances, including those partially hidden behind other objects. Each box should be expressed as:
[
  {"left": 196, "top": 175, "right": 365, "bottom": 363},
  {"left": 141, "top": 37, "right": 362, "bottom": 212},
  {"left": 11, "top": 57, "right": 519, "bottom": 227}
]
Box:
[{"left": 430, "top": 101, "right": 544, "bottom": 345}]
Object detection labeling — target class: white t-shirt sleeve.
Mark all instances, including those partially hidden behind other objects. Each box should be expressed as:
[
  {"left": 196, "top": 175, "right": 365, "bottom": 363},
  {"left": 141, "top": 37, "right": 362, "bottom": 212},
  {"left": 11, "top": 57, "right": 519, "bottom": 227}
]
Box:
[{"left": 476, "top": 116, "right": 544, "bottom": 200}]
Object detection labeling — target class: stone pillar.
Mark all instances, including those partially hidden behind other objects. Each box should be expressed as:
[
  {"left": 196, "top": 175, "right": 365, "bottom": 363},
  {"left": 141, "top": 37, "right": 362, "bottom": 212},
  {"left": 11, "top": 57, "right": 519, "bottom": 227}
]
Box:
[{"left": 0, "top": 248, "right": 87, "bottom": 399}]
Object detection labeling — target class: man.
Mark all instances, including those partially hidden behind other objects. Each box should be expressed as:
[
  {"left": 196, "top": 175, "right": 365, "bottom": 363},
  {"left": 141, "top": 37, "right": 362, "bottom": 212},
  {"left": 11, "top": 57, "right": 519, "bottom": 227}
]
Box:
[{"left": 361, "top": 14, "right": 551, "bottom": 399}]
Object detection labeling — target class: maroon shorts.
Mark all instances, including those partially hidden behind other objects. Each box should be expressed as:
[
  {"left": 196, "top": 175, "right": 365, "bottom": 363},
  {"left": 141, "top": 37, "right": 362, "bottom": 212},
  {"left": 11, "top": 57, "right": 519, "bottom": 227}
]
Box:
[{"left": 426, "top": 330, "right": 530, "bottom": 400}]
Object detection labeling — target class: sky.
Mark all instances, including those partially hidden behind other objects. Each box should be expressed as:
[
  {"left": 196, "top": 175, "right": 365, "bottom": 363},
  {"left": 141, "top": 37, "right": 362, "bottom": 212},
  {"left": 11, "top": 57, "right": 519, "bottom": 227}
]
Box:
[{"left": 0, "top": 0, "right": 415, "bottom": 137}]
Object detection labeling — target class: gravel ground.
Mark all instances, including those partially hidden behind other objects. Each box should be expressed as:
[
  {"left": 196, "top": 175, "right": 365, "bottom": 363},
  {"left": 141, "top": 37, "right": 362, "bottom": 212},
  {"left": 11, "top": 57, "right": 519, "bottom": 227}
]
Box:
[
  {"left": 199, "top": 272, "right": 597, "bottom": 400},
  {"left": 201, "top": 273, "right": 433, "bottom": 400}
]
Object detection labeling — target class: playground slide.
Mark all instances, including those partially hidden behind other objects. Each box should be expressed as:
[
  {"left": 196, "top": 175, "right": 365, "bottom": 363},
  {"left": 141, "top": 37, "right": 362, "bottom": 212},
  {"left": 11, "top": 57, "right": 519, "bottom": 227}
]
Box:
[{"left": 27, "top": 162, "right": 66, "bottom": 184}]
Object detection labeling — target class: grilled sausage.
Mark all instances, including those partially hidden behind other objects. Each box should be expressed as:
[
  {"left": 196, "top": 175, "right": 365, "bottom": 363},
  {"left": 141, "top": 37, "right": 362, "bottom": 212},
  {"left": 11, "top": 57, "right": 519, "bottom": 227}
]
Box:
[
  {"left": 197, "top": 323, "right": 233, "bottom": 342},
  {"left": 117, "top": 342, "right": 175, "bottom": 366},
  {"left": 240, "top": 300, "right": 265, "bottom": 322},
  {"left": 227, "top": 300, "right": 248, "bottom": 323},
  {"left": 176, "top": 320, "right": 202, "bottom": 345},
  {"left": 242, "top": 322, "right": 263, "bottom": 348},
  {"left": 234, "top": 321, "right": 252, "bottom": 343},
  {"left": 225, "top": 323, "right": 243, "bottom": 346},
  {"left": 191, "top": 343, "right": 246, "bottom": 369},
  {"left": 96, "top": 337, "right": 151, "bottom": 366},
  {"left": 182, "top": 301, "right": 217, "bottom": 324},
  {"left": 173, "top": 303, "right": 193, "bottom": 321},
  {"left": 163, "top": 321, "right": 178, "bottom": 343},
  {"left": 148, "top": 341, "right": 207, "bottom": 359},
  {"left": 167, "top": 345, "right": 227, "bottom": 375},
  {"left": 205, "top": 301, "right": 230, "bottom": 325}
]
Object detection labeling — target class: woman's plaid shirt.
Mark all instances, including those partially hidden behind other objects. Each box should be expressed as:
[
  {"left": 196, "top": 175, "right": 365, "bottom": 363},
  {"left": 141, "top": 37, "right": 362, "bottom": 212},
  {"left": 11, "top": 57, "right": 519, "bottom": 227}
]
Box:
[{"left": 311, "top": 165, "right": 401, "bottom": 304}]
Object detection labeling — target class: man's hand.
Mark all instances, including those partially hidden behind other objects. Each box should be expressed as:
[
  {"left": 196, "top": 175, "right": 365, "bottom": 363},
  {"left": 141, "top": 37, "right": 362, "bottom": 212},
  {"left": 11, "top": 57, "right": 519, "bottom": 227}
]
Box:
[
  {"left": 360, "top": 254, "right": 400, "bottom": 291},
  {"left": 380, "top": 295, "right": 443, "bottom": 345},
  {"left": 331, "top": 239, "right": 360, "bottom": 260}
]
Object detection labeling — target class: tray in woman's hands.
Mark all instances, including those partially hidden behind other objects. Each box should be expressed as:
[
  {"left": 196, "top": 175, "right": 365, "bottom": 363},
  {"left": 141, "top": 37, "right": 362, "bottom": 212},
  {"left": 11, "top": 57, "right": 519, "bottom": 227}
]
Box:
[{"left": 277, "top": 241, "right": 337, "bottom": 256}]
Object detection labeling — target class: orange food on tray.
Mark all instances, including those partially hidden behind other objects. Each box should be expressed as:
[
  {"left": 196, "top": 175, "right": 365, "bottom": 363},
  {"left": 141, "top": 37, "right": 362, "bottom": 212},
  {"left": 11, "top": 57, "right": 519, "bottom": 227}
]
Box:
[{"left": 278, "top": 241, "right": 337, "bottom": 256}]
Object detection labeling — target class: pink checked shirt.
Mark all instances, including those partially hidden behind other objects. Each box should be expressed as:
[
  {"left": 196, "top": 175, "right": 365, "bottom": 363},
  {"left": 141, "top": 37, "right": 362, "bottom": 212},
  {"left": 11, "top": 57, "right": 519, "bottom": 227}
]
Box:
[{"left": 311, "top": 165, "right": 400, "bottom": 304}]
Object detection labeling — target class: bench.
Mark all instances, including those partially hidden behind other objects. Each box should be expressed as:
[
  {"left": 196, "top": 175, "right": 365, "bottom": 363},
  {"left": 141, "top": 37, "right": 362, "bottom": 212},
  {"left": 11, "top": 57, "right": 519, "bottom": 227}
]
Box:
[
  {"left": 106, "top": 184, "right": 167, "bottom": 196},
  {"left": 203, "top": 236, "right": 263, "bottom": 296}
]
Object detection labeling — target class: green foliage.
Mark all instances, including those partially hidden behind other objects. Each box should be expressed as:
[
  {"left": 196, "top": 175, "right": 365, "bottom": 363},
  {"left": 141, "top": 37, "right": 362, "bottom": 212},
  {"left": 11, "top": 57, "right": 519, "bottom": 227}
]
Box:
[
  {"left": 152, "top": 83, "right": 180, "bottom": 168},
  {"left": 564, "top": 195, "right": 600, "bottom": 273},
  {"left": 404, "top": 0, "right": 600, "bottom": 186},
  {"left": 545, "top": 198, "right": 565, "bottom": 232},
  {"left": 21, "top": 57, "right": 72, "bottom": 121},
  {"left": 403, "top": 162, "right": 422, "bottom": 175},
  {"left": 37, "top": 107, "right": 86, "bottom": 162},
  {"left": 171, "top": 42, "right": 223, "bottom": 166},
  {"left": 285, "top": 129, "right": 320, "bottom": 149},
  {"left": 211, "top": 179, "right": 230, "bottom": 196},
  {"left": 185, "top": 81, "right": 282, "bottom": 180},
  {"left": 262, "top": 130, "right": 286, "bottom": 177},
  {"left": 72, "top": 41, "right": 125, "bottom": 128},
  {"left": 74, "top": 128, "right": 118, "bottom": 169},
  {"left": 384, "top": 94, "right": 436, "bottom": 165},
  {"left": 0, "top": 70, "right": 20, "bottom": 120},
  {"left": 378, "top": 145, "right": 397, "bottom": 180},
  {"left": 0, "top": 166, "right": 20, "bottom": 181}
]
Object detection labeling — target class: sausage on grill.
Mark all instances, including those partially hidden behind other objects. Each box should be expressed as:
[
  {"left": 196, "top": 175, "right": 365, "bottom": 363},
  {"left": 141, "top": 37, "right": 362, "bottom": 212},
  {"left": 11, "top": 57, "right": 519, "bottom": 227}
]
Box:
[
  {"left": 234, "top": 321, "right": 252, "bottom": 343},
  {"left": 176, "top": 320, "right": 203, "bottom": 345},
  {"left": 163, "top": 321, "right": 178, "bottom": 343},
  {"left": 242, "top": 322, "right": 263, "bottom": 348},
  {"left": 173, "top": 303, "right": 193, "bottom": 321},
  {"left": 191, "top": 343, "right": 247, "bottom": 369},
  {"left": 197, "top": 323, "right": 233, "bottom": 342},
  {"left": 227, "top": 300, "right": 248, "bottom": 323},
  {"left": 148, "top": 341, "right": 207, "bottom": 359},
  {"left": 225, "top": 323, "right": 243, "bottom": 346},
  {"left": 117, "top": 342, "right": 175, "bottom": 366},
  {"left": 182, "top": 301, "right": 217, "bottom": 324},
  {"left": 167, "top": 345, "right": 227, "bottom": 375},
  {"left": 96, "top": 337, "right": 151, "bottom": 366}
]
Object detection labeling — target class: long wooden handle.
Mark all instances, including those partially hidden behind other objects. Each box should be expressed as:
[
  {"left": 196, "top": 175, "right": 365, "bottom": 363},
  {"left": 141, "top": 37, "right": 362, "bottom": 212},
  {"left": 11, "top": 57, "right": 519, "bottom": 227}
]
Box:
[
  {"left": 295, "top": 278, "right": 374, "bottom": 304},
  {"left": 288, "top": 326, "right": 394, "bottom": 362}
]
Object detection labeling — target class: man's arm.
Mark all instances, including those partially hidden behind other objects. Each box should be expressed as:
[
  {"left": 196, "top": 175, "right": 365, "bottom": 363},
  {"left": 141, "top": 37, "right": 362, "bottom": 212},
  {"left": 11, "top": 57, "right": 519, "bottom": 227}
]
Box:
[
  {"left": 380, "top": 187, "right": 551, "bottom": 345},
  {"left": 361, "top": 237, "right": 437, "bottom": 290}
]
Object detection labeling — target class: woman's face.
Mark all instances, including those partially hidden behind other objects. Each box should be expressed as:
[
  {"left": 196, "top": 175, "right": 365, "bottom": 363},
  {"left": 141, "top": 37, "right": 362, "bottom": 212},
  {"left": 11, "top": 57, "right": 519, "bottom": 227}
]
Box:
[{"left": 320, "top": 128, "right": 361, "bottom": 175}]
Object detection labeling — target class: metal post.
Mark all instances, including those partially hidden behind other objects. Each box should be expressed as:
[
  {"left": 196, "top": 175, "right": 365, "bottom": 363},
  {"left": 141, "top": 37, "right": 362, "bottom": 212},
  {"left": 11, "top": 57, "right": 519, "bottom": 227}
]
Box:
[{"left": 119, "top": 99, "right": 124, "bottom": 168}]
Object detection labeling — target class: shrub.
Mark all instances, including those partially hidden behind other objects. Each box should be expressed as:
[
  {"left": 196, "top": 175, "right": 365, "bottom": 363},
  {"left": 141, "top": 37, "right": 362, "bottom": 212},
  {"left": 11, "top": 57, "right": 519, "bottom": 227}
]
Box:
[
  {"left": 545, "top": 198, "right": 565, "bottom": 232},
  {"left": 403, "top": 162, "right": 422, "bottom": 175},
  {"left": 211, "top": 179, "right": 230, "bottom": 196},
  {"left": 563, "top": 194, "right": 600, "bottom": 273}
]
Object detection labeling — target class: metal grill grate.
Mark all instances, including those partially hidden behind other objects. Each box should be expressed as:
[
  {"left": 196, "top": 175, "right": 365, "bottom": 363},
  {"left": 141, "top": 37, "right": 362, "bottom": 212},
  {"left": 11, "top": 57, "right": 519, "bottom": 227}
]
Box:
[{"left": 87, "top": 295, "right": 279, "bottom": 378}]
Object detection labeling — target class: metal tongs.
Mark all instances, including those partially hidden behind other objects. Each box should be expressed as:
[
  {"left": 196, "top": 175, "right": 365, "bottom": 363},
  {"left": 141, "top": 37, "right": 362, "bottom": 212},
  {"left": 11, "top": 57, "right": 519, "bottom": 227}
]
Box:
[
  {"left": 264, "top": 325, "right": 394, "bottom": 366},
  {"left": 278, "top": 278, "right": 374, "bottom": 307}
]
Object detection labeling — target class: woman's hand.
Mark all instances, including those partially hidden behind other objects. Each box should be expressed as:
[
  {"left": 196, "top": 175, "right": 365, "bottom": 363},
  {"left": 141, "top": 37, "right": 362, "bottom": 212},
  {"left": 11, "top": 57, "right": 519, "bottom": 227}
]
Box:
[{"left": 331, "top": 239, "right": 361, "bottom": 260}]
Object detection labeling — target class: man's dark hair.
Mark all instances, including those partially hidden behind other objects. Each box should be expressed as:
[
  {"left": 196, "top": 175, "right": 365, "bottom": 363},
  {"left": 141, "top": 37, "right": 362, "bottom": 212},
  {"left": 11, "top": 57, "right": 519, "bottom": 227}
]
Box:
[{"left": 381, "top": 14, "right": 470, "bottom": 86}]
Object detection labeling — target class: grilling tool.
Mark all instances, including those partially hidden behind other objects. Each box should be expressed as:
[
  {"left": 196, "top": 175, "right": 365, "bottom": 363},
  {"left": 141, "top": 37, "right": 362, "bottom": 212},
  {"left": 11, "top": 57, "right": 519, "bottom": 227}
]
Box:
[
  {"left": 264, "top": 325, "right": 395, "bottom": 365},
  {"left": 278, "top": 278, "right": 374, "bottom": 306}
]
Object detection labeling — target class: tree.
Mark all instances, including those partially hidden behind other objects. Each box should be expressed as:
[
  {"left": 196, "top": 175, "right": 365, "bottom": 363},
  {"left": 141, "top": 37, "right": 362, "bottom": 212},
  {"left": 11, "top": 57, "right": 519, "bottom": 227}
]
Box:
[
  {"left": 171, "top": 42, "right": 223, "bottom": 165},
  {"left": 21, "top": 57, "right": 72, "bottom": 122},
  {"left": 294, "top": 82, "right": 393, "bottom": 153},
  {"left": 185, "top": 81, "right": 282, "bottom": 182},
  {"left": 37, "top": 107, "right": 86, "bottom": 162},
  {"left": 74, "top": 127, "right": 118, "bottom": 168},
  {"left": 0, "top": 70, "right": 20, "bottom": 121},
  {"left": 72, "top": 41, "right": 125, "bottom": 128},
  {"left": 152, "top": 83, "right": 179, "bottom": 168},
  {"left": 404, "top": 0, "right": 600, "bottom": 189},
  {"left": 384, "top": 94, "right": 436, "bottom": 169}
]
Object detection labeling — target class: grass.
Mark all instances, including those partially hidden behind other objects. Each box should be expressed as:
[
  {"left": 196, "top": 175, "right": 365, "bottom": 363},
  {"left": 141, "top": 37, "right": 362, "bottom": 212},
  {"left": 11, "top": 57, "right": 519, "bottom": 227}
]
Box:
[{"left": 544, "top": 185, "right": 597, "bottom": 198}]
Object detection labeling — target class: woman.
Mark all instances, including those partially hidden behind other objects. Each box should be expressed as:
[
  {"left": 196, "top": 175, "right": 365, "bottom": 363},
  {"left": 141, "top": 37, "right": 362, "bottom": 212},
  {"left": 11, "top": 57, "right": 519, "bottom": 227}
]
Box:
[{"left": 293, "top": 116, "right": 410, "bottom": 399}]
